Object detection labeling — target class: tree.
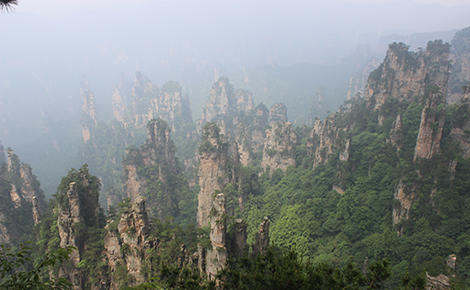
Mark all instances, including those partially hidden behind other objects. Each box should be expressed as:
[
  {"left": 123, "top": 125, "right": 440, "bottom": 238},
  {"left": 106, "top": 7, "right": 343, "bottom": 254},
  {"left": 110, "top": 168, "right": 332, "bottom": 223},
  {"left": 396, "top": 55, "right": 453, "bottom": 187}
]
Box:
[
  {"left": 0, "top": 0, "right": 17, "bottom": 11},
  {"left": 0, "top": 242, "right": 73, "bottom": 289}
]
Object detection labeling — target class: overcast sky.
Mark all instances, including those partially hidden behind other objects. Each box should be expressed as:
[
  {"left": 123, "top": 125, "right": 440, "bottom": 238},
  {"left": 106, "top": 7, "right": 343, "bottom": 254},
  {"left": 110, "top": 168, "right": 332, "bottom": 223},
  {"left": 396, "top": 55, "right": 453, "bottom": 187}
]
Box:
[{"left": 14, "top": 0, "right": 470, "bottom": 18}]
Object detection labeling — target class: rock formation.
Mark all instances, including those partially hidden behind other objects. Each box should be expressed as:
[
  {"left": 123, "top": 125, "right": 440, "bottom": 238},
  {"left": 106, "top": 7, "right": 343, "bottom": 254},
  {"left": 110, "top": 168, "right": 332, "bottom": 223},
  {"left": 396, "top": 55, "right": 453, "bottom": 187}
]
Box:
[
  {"left": 253, "top": 217, "right": 270, "bottom": 255},
  {"left": 122, "top": 118, "right": 178, "bottom": 220},
  {"left": 389, "top": 114, "right": 404, "bottom": 151},
  {"left": 57, "top": 182, "right": 86, "bottom": 290},
  {"left": 347, "top": 57, "right": 380, "bottom": 100},
  {"left": 426, "top": 273, "right": 451, "bottom": 290},
  {"left": 205, "top": 193, "right": 228, "bottom": 279},
  {"left": 80, "top": 85, "right": 98, "bottom": 144},
  {"left": 131, "top": 72, "right": 159, "bottom": 128},
  {"left": 0, "top": 149, "right": 45, "bottom": 244},
  {"left": 448, "top": 27, "right": 470, "bottom": 104},
  {"left": 0, "top": 142, "right": 5, "bottom": 164},
  {"left": 106, "top": 197, "right": 151, "bottom": 288},
  {"left": 414, "top": 95, "right": 446, "bottom": 161},
  {"left": 365, "top": 41, "right": 450, "bottom": 111},
  {"left": 269, "top": 103, "right": 288, "bottom": 126},
  {"left": 307, "top": 117, "right": 351, "bottom": 168},
  {"left": 197, "top": 123, "right": 231, "bottom": 227},
  {"left": 261, "top": 121, "right": 297, "bottom": 175}
]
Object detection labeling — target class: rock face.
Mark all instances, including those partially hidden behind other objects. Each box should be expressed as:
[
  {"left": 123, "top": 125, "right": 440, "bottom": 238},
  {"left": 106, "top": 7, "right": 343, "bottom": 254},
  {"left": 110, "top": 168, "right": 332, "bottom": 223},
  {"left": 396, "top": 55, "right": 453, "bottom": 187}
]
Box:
[
  {"left": 205, "top": 193, "right": 228, "bottom": 279},
  {"left": 58, "top": 182, "right": 86, "bottom": 290},
  {"left": 392, "top": 180, "right": 417, "bottom": 229},
  {"left": 414, "top": 96, "right": 446, "bottom": 161},
  {"left": 261, "top": 122, "right": 296, "bottom": 175},
  {"left": 426, "top": 273, "right": 451, "bottom": 290},
  {"left": 131, "top": 72, "right": 160, "bottom": 128},
  {"left": 122, "top": 118, "right": 178, "bottom": 220},
  {"left": 118, "top": 198, "right": 150, "bottom": 287},
  {"left": 81, "top": 90, "right": 98, "bottom": 144},
  {"left": 0, "top": 142, "right": 5, "bottom": 164},
  {"left": 197, "top": 123, "right": 231, "bottom": 227},
  {"left": 389, "top": 114, "right": 403, "bottom": 151},
  {"left": 253, "top": 217, "right": 270, "bottom": 255},
  {"left": 365, "top": 41, "right": 450, "bottom": 111},
  {"left": 347, "top": 57, "right": 380, "bottom": 100},
  {"left": 448, "top": 27, "right": 470, "bottom": 104},
  {"left": 269, "top": 103, "right": 288, "bottom": 126},
  {"left": 197, "top": 78, "right": 269, "bottom": 166},
  {"left": 307, "top": 117, "right": 351, "bottom": 168},
  {"left": 0, "top": 149, "right": 45, "bottom": 244}
]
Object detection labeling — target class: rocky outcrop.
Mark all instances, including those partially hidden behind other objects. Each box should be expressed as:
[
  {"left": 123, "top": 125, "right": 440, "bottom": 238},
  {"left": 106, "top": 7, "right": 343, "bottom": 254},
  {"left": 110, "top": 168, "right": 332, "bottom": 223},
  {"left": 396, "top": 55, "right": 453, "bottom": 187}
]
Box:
[
  {"left": 81, "top": 89, "right": 98, "bottom": 144},
  {"left": 269, "top": 103, "right": 288, "bottom": 126},
  {"left": 307, "top": 118, "right": 351, "bottom": 168},
  {"left": 426, "top": 273, "right": 451, "bottom": 290},
  {"left": 392, "top": 180, "right": 417, "bottom": 229},
  {"left": 253, "top": 217, "right": 270, "bottom": 255},
  {"left": 112, "top": 86, "right": 128, "bottom": 125},
  {"left": 199, "top": 77, "right": 236, "bottom": 128},
  {"left": 448, "top": 27, "right": 470, "bottom": 104},
  {"left": 389, "top": 114, "right": 403, "bottom": 151},
  {"left": 0, "top": 142, "right": 5, "bottom": 164},
  {"left": 347, "top": 57, "right": 380, "bottom": 100},
  {"left": 122, "top": 118, "right": 178, "bottom": 220},
  {"left": 118, "top": 198, "right": 150, "bottom": 286},
  {"left": 197, "top": 123, "right": 231, "bottom": 227},
  {"left": 131, "top": 72, "right": 159, "bottom": 128},
  {"left": 205, "top": 193, "right": 228, "bottom": 279},
  {"left": 261, "top": 122, "right": 296, "bottom": 175},
  {"left": 414, "top": 96, "right": 446, "bottom": 161},
  {"left": 58, "top": 182, "right": 85, "bottom": 290},
  {"left": 104, "top": 198, "right": 151, "bottom": 290},
  {"left": 233, "top": 219, "right": 247, "bottom": 258},
  {"left": 365, "top": 41, "right": 450, "bottom": 111},
  {"left": 0, "top": 149, "right": 45, "bottom": 244}
]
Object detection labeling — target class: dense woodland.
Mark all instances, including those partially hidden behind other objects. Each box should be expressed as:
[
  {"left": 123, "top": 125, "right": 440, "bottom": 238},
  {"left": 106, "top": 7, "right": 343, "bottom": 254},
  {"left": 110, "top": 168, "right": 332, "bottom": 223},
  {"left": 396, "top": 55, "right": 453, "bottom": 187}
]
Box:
[{"left": 1, "top": 27, "right": 470, "bottom": 290}]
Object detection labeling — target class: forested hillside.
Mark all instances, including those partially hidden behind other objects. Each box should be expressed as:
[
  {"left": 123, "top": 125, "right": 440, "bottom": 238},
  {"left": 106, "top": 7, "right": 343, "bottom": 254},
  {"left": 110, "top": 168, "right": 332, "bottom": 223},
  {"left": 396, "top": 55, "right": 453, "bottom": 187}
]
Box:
[{"left": 1, "top": 27, "right": 470, "bottom": 289}]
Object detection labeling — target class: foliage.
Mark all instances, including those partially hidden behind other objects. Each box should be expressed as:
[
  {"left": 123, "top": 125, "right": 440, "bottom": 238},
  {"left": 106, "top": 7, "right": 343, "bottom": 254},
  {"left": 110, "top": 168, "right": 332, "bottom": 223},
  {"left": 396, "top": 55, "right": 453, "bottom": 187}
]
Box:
[{"left": 0, "top": 242, "right": 73, "bottom": 290}]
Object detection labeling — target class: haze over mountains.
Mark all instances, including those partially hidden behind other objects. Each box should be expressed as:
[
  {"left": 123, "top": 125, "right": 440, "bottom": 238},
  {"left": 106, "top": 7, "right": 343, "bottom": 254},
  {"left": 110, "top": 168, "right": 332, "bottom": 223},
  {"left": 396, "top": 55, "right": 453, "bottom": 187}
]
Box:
[{"left": 1, "top": 0, "right": 469, "bottom": 194}]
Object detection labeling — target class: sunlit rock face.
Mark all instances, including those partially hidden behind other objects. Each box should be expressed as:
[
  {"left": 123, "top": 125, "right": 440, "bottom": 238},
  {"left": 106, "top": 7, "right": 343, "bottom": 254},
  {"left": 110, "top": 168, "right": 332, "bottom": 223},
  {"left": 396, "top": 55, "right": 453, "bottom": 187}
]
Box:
[
  {"left": 413, "top": 95, "right": 446, "bottom": 161},
  {"left": 365, "top": 41, "right": 450, "bottom": 111}
]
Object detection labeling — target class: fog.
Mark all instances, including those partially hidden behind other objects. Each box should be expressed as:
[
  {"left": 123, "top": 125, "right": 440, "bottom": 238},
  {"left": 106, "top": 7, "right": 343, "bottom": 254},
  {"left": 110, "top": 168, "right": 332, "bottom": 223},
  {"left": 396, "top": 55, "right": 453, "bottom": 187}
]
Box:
[{"left": 1, "top": 0, "right": 469, "bottom": 195}]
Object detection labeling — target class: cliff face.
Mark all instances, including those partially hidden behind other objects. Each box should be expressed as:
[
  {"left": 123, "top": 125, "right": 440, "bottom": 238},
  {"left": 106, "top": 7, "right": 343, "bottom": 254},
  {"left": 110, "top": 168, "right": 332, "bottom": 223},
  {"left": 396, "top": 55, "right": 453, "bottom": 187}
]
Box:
[
  {"left": 131, "top": 72, "right": 159, "bottom": 128},
  {"left": 106, "top": 198, "right": 150, "bottom": 288},
  {"left": 269, "top": 103, "right": 288, "bottom": 126},
  {"left": 197, "top": 123, "right": 231, "bottom": 227},
  {"left": 307, "top": 117, "right": 351, "bottom": 169},
  {"left": 365, "top": 41, "right": 450, "bottom": 111},
  {"left": 448, "top": 27, "right": 470, "bottom": 104},
  {"left": 58, "top": 182, "right": 85, "bottom": 290},
  {"left": 0, "top": 142, "right": 5, "bottom": 164},
  {"left": 81, "top": 90, "right": 98, "bottom": 144},
  {"left": 122, "top": 118, "right": 178, "bottom": 220},
  {"left": 0, "top": 149, "right": 45, "bottom": 245},
  {"left": 205, "top": 193, "right": 228, "bottom": 279},
  {"left": 347, "top": 57, "right": 380, "bottom": 100},
  {"left": 413, "top": 96, "right": 446, "bottom": 161},
  {"left": 261, "top": 122, "right": 297, "bottom": 175}
]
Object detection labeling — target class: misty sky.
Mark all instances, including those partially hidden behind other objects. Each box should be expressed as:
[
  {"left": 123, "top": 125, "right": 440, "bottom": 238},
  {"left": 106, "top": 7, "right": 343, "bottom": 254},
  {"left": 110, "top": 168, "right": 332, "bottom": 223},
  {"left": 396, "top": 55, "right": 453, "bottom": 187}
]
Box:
[{"left": 15, "top": 0, "right": 470, "bottom": 18}]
